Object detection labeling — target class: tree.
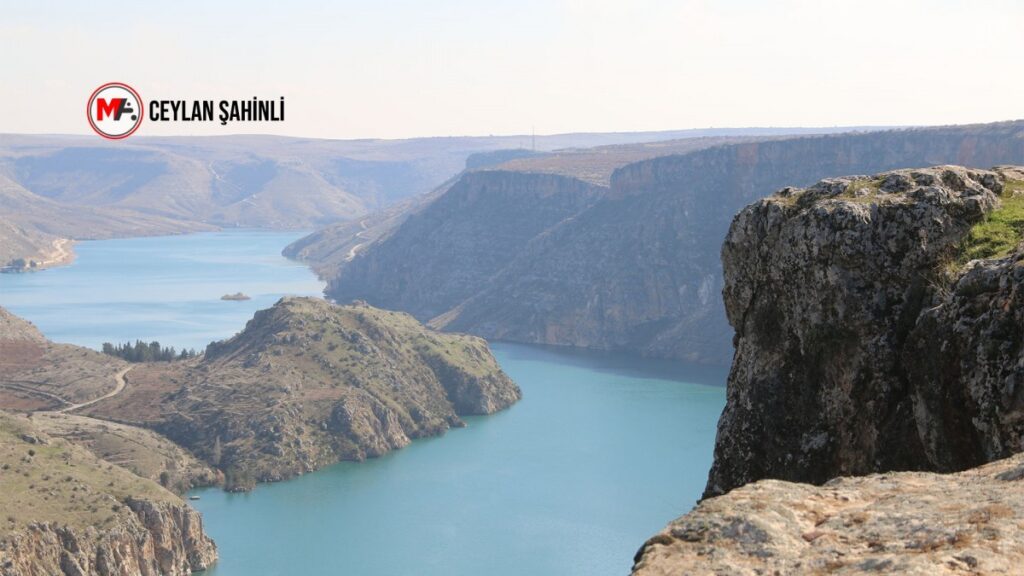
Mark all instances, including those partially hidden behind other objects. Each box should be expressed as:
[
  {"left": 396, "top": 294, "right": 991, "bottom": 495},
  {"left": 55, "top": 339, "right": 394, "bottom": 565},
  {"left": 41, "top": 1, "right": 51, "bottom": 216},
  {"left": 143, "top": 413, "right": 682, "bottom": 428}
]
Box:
[{"left": 100, "top": 340, "right": 193, "bottom": 363}]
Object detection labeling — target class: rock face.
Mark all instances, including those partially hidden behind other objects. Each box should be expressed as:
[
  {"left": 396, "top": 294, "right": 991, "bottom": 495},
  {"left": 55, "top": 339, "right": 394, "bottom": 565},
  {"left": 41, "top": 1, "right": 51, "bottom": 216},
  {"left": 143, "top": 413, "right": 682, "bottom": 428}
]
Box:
[
  {"left": 327, "top": 171, "right": 605, "bottom": 320},
  {"left": 632, "top": 452, "right": 1024, "bottom": 575},
  {"left": 0, "top": 412, "right": 216, "bottom": 576},
  {"left": 83, "top": 297, "right": 520, "bottom": 490},
  {"left": 1, "top": 501, "right": 216, "bottom": 576},
  {"left": 322, "top": 121, "right": 1024, "bottom": 364},
  {"left": 706, "top": 166, "right": 1024, "bottom": 497}
]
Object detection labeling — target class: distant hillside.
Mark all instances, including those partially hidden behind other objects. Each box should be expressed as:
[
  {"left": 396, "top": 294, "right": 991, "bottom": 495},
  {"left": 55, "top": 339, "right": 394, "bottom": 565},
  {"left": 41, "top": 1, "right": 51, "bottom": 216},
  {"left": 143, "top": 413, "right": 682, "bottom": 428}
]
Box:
[
  {"left": 0, "top": 128, "right": 838, "bottom": 270},
  {"left": 284, "top": 130, "right": 836, "bottom": 282},
  {"left": 82, "top": 297, "right": 520, "bottom": 490},
  {"left": 0, "top": 172, "right": 211, "bottom": 271},
  {"left": 314, "top": 121, "right": 1024, "bottom": 364}
]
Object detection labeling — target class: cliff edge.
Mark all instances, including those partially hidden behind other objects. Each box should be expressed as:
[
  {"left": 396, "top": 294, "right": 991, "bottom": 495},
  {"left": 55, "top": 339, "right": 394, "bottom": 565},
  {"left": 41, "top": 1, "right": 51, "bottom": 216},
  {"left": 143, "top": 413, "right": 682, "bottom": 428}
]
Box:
[
  {"left": 634, "top": 165, "right": 1024, "bottom": 574},
  {"left": 634, "top": 452, "right": 1024, "bottom": 575},
  {"left": 0, "top": 412, "right": 216, "bottom": 576},
  {"left": 707, "top": 165, "right": 1024, "bottom": 497}
]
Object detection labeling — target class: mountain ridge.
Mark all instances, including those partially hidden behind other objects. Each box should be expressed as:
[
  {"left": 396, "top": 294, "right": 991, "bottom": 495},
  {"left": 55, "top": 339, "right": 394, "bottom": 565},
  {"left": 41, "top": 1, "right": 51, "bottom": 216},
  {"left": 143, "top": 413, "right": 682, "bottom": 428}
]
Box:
[{"left": 311, "top": 121, "right": 1024, "bottom": 364}]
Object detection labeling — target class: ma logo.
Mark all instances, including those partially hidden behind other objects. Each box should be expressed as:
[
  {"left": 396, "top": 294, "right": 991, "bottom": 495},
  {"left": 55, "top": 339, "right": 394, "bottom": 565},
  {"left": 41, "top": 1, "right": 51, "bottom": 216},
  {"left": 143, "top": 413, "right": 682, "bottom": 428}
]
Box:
[{"left": 87, "top": 83, "right": 143, "bottom": 139}]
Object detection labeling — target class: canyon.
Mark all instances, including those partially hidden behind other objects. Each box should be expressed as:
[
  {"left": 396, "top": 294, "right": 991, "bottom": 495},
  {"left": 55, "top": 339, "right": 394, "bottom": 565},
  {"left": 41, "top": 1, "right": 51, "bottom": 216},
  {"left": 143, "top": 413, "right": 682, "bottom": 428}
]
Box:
[{"left": 304, "top": 121, "right": 1024, "bottom": 365}]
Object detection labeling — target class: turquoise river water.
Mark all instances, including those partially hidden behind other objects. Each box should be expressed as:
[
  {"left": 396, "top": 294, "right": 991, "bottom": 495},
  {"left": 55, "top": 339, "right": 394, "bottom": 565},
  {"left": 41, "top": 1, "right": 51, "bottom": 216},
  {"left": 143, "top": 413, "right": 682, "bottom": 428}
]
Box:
[{"left": 0, "top": 230, "right": 727, "bottom": 576}]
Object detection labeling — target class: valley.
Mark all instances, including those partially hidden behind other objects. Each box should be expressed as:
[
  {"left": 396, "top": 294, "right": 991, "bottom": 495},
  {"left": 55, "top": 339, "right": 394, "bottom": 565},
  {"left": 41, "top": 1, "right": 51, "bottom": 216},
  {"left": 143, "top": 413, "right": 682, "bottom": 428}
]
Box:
[
  {"left": 3, "top": 141, "right": 1024, "bottom": 575},
  {"left": 6, "top": 2, "right": 1023, "bottom": 573},
  {"left": 298, "top": 121, "right": 1024, "bottom": 365},
  {"left": 0, "top": 231, "right": 725, "bottom": 576},
  {"left": 0, "top": 129, "right": 830, "bottom": 271}
]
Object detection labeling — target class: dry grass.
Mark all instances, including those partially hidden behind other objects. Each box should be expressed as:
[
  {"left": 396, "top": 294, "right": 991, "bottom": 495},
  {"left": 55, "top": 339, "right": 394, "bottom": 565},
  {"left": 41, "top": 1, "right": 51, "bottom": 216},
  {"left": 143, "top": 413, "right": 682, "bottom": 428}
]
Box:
[{"left": 0, "top": 412, "right": 177, "bottom": 538}]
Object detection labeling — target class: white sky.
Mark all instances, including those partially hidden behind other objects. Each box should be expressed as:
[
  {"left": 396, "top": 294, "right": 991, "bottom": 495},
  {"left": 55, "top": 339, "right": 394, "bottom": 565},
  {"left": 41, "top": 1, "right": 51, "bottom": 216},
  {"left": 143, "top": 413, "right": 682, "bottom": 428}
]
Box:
[{"left": 1, "top": 0, "right": 1021, "bottom": 139}]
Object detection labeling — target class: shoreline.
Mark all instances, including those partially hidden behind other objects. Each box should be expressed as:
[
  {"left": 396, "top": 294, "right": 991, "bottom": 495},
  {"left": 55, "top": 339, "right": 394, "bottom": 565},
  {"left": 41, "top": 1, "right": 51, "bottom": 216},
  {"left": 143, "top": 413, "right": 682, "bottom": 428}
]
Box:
[{"left": 0, "top": 237, "right": 76, "bottom": 273}]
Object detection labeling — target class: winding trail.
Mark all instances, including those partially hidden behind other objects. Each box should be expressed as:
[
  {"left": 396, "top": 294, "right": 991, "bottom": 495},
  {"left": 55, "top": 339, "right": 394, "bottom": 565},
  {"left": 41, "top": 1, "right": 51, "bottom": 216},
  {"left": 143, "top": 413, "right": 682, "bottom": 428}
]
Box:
[
  {"left": 57, "top": 366, "right": 131, "bottom": 413},
  {"left": 45, "top": 239, "right": 73, "bottom": 265},
  {"left": 345, "top": 219, "right": 370, "bottom": 262}
]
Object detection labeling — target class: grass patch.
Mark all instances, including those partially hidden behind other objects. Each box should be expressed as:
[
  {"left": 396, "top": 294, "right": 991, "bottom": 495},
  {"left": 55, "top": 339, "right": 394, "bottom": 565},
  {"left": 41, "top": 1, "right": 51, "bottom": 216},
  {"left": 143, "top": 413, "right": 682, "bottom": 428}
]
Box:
[
  {"left": 845, "top": 178, "right": 883, "bottom": 196},
  {"left": 959, "top": 179, "right": 1024, "bottom": 262}
]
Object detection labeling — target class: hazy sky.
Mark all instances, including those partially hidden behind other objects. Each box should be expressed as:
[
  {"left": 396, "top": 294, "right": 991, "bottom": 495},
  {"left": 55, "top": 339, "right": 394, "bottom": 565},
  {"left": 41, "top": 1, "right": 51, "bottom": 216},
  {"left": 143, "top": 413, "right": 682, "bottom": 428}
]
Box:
[{"left": 2, "top": 0, "right": 1021, "bottom": 139}]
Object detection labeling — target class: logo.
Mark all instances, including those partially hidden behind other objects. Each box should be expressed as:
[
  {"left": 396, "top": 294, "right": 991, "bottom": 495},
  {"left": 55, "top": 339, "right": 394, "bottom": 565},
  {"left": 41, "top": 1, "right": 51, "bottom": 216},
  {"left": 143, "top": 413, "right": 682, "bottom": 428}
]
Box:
[{"left": 87, "top": 82, "right": 143, "bottom": 140}]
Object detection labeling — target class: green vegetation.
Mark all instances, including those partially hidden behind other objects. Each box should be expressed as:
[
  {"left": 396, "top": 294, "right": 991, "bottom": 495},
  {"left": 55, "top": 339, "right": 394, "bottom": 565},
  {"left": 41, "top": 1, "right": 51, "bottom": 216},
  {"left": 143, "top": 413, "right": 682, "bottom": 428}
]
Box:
[
  {"left": 102, "top": 340, "right": 197, "bottom": 362},
  {"left": 959, "top": 179, "right": 1024, "bottom": 262},
  {"left": 845, "top": 178, "right": 883, "bottom": 196}
]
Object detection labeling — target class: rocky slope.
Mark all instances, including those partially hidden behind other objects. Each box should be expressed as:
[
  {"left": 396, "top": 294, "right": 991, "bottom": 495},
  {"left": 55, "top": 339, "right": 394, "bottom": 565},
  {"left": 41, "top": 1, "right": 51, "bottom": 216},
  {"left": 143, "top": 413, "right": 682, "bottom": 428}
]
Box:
[
  {"left": 0, "top": 308, "right": 127, "bottom": 411},
  {"left": 285, "top": 131, "right": 852, "bottom": 282},
  {"left": 0, "top": 412, "right": 216, "bottom": 576},
  {"left": 82, "top": 297, "right": 520, "bottom": 490},
  {"left": 706, "top": 166, "right": 1024, "bottom": 497},
  {"left": 321, "top": 121, "right": 1024, "bottom": 364},
  {"left": 282, "top": 177, "right": 455, "bottom": 279},
  {"left": 633, "top": 452, "right": 1024, "bottom": 575},
  {"left": 326, "top": 171, "right": 606, "bottom": 320},
  {"left": 0, "top": 307, "right": 218, "bottom": 493}
]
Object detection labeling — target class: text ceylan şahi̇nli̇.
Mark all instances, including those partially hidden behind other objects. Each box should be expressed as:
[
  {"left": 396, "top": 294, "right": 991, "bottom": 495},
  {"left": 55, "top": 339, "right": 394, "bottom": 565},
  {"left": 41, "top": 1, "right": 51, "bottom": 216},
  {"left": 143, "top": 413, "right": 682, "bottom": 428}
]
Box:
[{"left": 149, "top": 97, "right": 285, "bottom": 126}]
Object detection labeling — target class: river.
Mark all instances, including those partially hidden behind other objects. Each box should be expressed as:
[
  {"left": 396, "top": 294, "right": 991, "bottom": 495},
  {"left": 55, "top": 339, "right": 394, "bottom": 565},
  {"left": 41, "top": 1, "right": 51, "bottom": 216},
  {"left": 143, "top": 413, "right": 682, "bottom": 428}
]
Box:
[{"left": 0, "top": 230, "right": 726, "bottom": 575}]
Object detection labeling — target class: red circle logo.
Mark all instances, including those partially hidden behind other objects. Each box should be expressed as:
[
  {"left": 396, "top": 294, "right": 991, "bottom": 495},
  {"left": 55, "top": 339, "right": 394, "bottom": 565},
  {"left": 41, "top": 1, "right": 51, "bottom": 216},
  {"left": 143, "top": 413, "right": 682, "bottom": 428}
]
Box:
[{"left": 87, "top": 83, "right": 143, "bottom": 139}]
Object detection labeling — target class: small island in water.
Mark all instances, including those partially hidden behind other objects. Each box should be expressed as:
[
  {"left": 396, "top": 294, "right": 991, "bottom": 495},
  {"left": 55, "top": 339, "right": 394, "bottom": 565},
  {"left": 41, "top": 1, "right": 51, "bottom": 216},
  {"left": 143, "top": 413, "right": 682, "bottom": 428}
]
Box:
[{"left": 221, "top": 292, "right": 251, "bottom": 301}]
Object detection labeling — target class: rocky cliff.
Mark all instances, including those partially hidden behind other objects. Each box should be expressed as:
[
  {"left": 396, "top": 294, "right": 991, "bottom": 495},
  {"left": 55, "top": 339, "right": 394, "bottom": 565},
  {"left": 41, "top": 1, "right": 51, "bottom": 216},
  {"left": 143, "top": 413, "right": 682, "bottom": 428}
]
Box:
[
  {"left": 0, "top": 412, "right": 216, "bottom": 576},
  {"left": 633, "top": 452, "right": 1024, "bottom": 575},
  {"left": 82, "top": 297, "right": 520, "bottom": 490},
  {"left": 327, "top": 171, "right": 606, "bottom": 320},
  {"left": 323, "top": 122, "right": 1024, "bottom": 365},
  {"left": 706, "top": 166, "right": 1024, "bottom": 497}
]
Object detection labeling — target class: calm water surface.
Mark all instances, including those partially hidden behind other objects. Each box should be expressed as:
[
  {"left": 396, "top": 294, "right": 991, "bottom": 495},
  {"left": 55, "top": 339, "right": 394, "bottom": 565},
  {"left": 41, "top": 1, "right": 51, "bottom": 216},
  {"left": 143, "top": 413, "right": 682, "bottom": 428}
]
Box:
[
  {"left": 0, "top": 230, "right": 324, "bottom": 350},
  {"left": 0, "top": 231, "right": 727, "bottom": 576}
]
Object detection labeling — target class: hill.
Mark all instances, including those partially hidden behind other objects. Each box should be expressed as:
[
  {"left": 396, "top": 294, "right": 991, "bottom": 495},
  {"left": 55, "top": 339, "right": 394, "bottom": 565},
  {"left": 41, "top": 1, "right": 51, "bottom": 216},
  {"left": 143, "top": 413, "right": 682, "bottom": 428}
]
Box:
[
  {"left": 312, "top": 121, "right": 1024, "bottom": 364},
  {"left": 0, "top": 411, "right": 217, "bottom": 575},
  {"left": 81, "top": 297, "right": 520, "bottom": 490},
  {"left": 0, "top": 307, "right": 127, "bottom": 411},
  {"left": 0, "top": 129, "right": 842, "bottom": 271}
]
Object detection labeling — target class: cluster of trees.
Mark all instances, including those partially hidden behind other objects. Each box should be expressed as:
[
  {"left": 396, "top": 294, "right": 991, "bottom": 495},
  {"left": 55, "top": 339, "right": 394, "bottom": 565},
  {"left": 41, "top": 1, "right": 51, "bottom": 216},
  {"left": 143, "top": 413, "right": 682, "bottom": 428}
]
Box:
[{"left": 101, "top": 340, "right": 198, "bottom": 362}]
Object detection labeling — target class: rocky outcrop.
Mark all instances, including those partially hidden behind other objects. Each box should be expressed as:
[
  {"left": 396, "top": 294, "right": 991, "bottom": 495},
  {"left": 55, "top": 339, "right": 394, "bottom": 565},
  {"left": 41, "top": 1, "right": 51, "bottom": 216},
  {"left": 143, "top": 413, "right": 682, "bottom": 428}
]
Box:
[
  {"left": 1, "top": 501, "right": 216, "bottom": 576},
  {"left": 633, "top": 452, "right": 1024, "bottom": 575},
  {"left": 903, "top": 233, "right": 1024, "bottom": 471},
  {"left": 0, "top": 412, "right": 216, "bottom": 576},
  {"left": 325, "top": 121, "right": 1024, "bottom": 365},
  {"left": 82, "top": 297, "right": 520, "bottom": 490},
  {"left": 706, "top": 166, "right": 1024, "bottom": 497}
]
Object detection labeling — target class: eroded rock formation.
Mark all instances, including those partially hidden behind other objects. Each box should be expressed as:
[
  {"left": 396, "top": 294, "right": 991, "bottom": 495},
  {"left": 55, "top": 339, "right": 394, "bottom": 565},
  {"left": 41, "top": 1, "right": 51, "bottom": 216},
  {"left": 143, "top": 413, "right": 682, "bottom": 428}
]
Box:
[
  {"left": 634, "top": 453, "right": 1024, "bottom": 575},
  {"left": 707, "top": 166, "right": 1024, "bottom": 496}
]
